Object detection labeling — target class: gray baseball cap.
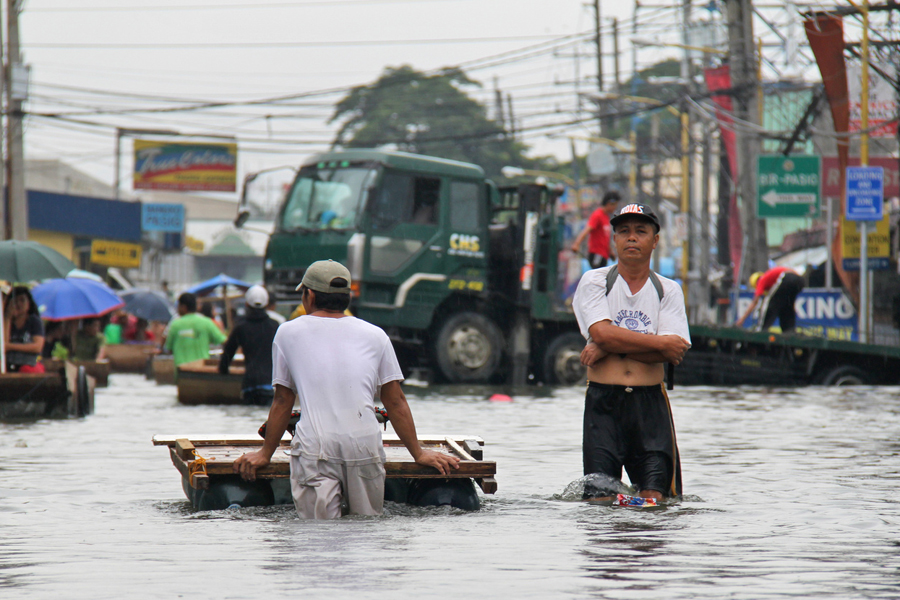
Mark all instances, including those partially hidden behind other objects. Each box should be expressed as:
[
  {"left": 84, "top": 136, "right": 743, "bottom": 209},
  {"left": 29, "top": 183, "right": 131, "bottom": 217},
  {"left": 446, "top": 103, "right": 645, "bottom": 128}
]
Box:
[{"left": 296, "top": 259, "right": 351, "bottom": 294}]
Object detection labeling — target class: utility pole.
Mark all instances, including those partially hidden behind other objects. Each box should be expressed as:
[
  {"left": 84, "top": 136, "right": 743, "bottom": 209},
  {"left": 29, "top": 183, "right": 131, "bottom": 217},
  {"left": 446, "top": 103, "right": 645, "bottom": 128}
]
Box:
[
  {"left": 6, "top": 0, "right": 27, "bottom": 240},
  {"left": 725, "top": 0, "right": 767, "bottom": 281},
  {"left": 593, "top": 0, "right": 604, "bottom": 135},
  {"left": 0, "top": 0, "right": 6, "bottom": 240},
  {"left": 493, "top": 77, "right": 506, "bottom": 133},
  {"left": 612, "top": 18, "right": 621, "bottom": 92},
  {"left": 651, "top": 112, "right": 661, "bottom": 272},
  {"left": 681, "top": 0, "right": 692, "bottom": 84},
  {"left": 700, "top": 120, "right": 713, "bottom": 321}
]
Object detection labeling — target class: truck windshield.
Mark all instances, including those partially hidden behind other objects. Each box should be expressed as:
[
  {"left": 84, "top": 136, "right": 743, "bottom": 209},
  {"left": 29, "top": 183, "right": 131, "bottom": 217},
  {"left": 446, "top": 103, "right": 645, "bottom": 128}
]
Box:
[{"left": 278, "top": 166, "right": 377, "bottom": 231}]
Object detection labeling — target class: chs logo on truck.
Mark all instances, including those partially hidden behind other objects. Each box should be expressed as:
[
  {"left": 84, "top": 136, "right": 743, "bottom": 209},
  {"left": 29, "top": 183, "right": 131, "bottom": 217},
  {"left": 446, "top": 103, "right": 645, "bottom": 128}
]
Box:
[{"left": 448, "top": 234, "right": 483, "bottom": 258}]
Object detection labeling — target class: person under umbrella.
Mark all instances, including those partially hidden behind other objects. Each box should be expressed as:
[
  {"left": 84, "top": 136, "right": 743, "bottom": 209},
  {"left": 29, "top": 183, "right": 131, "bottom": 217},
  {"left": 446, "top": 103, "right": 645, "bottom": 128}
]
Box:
[
  {"left": 72, "top": 318, "right": 107, "bottom": 361},
  {"left": 4, "top": 287, "right": 45, "bottom": 373},
  {"left": 0, "top": 240, "right": 77, "bottom": 374}
]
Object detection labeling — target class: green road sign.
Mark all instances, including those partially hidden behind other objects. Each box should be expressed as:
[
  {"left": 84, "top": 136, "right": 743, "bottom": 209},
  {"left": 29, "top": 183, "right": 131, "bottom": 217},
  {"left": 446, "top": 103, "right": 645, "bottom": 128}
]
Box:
[{"left": 757, "top": 155, "right": 821, "bottom": 218}]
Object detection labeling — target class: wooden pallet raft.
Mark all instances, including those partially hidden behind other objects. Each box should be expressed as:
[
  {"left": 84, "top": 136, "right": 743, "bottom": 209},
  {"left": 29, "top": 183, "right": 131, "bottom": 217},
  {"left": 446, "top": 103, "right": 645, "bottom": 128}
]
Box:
[{"left": 153, "top": 433, "right": 498, "bottom": 495}]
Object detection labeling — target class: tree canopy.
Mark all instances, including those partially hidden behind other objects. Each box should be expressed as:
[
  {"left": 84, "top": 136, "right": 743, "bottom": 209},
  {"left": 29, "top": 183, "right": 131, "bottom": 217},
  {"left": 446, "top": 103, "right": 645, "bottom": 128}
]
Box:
[{"left": 329, "top": 65, "right": 539, "bottom": 179}]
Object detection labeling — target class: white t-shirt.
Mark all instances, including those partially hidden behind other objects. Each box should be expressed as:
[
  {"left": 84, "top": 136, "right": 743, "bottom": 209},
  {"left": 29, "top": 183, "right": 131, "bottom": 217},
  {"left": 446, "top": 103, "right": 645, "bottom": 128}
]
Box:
[
  {"left": 272, "top": 315, "right": 404, "bottom": 466},
  {"left": 573, "top": 266, "right": 691, "bottom": 344}
]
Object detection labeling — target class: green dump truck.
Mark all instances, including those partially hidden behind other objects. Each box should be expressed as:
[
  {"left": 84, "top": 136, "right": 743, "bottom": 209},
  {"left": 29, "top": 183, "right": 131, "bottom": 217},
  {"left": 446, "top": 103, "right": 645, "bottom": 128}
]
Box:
[{"left": 237, "top": 149, "right": 585, "bottom": 385}]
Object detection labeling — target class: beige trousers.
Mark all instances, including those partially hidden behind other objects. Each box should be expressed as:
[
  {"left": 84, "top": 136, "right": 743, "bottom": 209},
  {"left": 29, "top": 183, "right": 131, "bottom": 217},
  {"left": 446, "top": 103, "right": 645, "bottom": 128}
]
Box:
[{"left": 290, "top": 455, "right": 385, "bottom": 519}]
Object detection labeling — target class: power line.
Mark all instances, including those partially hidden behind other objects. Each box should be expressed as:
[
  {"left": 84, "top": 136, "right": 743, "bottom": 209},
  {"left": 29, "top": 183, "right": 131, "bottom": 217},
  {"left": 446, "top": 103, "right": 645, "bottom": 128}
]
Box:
[
  {"left": 24, "top": 34, "right": 565, "bottom": 50},
  {"left": 27, "top": 0, "right": 467, "bottom": 12}
]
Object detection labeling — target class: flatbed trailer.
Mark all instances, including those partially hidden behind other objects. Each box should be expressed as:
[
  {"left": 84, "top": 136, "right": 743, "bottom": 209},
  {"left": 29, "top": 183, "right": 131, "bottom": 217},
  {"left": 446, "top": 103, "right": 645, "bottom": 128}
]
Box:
[{"left": 680, "top": 325, "right": 900, "bottom": 386}]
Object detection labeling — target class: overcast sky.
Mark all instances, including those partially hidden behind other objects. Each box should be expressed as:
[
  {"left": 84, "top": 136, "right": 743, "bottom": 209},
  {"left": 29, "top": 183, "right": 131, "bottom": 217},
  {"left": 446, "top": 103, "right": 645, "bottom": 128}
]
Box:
[{"left": 18, "top": 0, "right": 834, "bottom": 202}]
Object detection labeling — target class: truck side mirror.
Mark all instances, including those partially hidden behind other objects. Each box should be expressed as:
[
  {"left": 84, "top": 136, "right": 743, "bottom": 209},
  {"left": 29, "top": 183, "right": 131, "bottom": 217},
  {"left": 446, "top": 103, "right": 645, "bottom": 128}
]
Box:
[{"left": 234, "top": 209, "right": 250, "bottom": 229}]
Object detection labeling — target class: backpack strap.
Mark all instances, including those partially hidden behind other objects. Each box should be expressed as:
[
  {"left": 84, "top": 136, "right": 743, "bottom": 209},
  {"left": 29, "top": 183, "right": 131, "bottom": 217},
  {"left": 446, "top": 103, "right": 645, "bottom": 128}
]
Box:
[{"left": 605, "top": 264, "right": 664, "bottom": 301}]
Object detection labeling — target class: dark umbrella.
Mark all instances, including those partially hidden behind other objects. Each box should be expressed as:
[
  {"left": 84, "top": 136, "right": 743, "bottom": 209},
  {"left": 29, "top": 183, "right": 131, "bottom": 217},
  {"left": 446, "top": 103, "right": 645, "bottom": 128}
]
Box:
[
  {"left": 118, "top": 288, "right": 177, "bottom": 323},
  {"left": 0, "top": 240, "right": 77, "bottom": 282},
  {"left": 32, "top": 277, "right": 125, "bottom": 321}
]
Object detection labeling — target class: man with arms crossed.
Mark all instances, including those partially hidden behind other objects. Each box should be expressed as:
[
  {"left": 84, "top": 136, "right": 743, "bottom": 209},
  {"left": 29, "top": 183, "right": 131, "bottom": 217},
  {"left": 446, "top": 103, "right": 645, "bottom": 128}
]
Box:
[
  {"left": 234, "top": 260, "right": 458, "bottom": 518},
  {"left": 573, "top": 203, "right": 691, "bottom": 502}
]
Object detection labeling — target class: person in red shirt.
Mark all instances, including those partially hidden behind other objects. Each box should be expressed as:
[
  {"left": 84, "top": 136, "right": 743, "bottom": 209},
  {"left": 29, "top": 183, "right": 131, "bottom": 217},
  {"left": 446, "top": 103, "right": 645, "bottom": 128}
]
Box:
[
  {"left": 571, "top": 191, "right": 620, "bottom": 269},
  {"left": 736, "top": 266, "right": 805, "bottom": 332}
]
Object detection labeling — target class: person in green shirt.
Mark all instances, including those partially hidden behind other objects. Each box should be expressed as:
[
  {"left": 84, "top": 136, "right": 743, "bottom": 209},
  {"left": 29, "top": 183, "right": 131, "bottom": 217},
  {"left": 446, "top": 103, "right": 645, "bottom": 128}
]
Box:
[
  {"left": 72, "top": 318, "right": 106, "bottom": 361},
  {"left": 162, "top": 292, "right": 228, "bottom": 370}
]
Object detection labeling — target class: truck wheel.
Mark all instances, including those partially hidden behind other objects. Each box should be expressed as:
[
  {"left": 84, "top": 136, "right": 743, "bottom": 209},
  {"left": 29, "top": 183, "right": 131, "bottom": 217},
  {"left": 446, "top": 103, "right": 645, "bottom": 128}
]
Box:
[
  {"left": 542, "top": 332, "right": 587, "bottom": 385},
  {"left": 434, "top": 312, "right": 503, "bottom": 383},
  {"left": 818, "top": 365, "right": 868, "bottom": 386}
]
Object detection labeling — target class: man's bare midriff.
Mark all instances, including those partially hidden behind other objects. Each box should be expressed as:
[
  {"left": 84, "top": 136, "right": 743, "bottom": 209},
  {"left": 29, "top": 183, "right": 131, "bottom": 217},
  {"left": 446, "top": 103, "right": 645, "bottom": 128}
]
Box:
[{"left": 587, "top": 354, "right": 665, "bottom": 386}]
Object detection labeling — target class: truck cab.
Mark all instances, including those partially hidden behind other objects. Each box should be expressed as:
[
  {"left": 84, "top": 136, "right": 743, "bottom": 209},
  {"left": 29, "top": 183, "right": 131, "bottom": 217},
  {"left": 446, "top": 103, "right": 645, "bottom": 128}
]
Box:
[{"left": 255, "top": 149, "right": 584, "bottom": 385}]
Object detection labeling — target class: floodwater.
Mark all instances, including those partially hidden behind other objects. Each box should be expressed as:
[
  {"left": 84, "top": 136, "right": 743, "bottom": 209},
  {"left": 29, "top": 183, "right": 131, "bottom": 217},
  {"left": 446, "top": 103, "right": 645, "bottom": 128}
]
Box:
[{"left": 3, "top": 376, "right": 900, "bottom": 599}]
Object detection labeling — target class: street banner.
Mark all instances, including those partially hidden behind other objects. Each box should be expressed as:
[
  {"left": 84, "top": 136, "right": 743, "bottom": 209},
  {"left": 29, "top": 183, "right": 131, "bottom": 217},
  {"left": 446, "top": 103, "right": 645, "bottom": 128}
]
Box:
[
  {"left": 91, "top": 239, "right": 142, "bottom": 269},
  {"left": 735, "top": 288, "right": 858, "bottom": 341},
  {"left": 133, "top": 140, "right": 237, "bottom": 192},
  {"left": 847, "top": 64, "right": 898, "bottom": 138},
  {"left": 704, "top": 64, "right": 742, "bottom": 284}
]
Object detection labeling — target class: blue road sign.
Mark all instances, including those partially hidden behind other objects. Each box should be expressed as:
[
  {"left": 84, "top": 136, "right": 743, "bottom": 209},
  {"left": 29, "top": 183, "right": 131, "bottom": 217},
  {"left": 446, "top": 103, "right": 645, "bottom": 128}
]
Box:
[
  {"left": 845, "top": 166, "right": 884, "bottom": 221},
  {"left": 142, "top": 203, "right": 185, "bottom": 232}
]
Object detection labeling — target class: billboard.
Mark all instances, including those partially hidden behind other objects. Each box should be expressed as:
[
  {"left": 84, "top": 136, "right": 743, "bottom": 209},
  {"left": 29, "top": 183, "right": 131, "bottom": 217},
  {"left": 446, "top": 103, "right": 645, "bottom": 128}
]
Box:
[
  {"left": 735, "top": 288, "right": 858, "bottom": 341},
  {"left": 133, "top": 140, "right": 237, "bottom": 192},
  {"left": 91, "top": 239, "right": 142, "bottom": 269},
  {"left": 848, "top": 64, "right": 898, "bottom": 138}
]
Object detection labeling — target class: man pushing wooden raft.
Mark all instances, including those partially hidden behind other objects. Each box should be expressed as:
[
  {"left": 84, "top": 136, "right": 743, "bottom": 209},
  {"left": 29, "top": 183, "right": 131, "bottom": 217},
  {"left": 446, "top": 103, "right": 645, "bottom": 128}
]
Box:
[{"left": 155, "top": 260, "right": 496, "bottom": 514}]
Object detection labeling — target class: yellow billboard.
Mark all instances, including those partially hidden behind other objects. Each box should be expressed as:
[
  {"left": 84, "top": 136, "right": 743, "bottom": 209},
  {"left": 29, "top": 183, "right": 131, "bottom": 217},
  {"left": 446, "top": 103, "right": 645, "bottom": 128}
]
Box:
[{"left": 91, "top": 239, "right": 142, "bottom": 269}]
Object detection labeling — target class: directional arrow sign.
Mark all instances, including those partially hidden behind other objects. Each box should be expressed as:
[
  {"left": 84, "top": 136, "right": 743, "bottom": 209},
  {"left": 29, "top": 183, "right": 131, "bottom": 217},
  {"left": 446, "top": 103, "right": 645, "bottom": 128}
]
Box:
[
  {"left": 761, "top": 190, "right": 817, "bottom": 207},
  {"left": 757, "top": 155, "right": 821, "bottom": 218}
]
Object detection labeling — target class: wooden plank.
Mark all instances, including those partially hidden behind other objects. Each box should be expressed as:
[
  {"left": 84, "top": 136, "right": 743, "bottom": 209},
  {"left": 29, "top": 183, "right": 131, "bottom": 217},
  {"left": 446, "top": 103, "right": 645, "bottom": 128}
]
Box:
[
  {"left": 153, "top": 433, "right": 292, "bottom": 447},
  {"left": 152, "top": 433, "right": 484, "bottom": 446},
  {"left": 174, "top": 438, "right": 195, "bottom": 461},
  {"left": 476, "top": 477, "right": 498, "bottom": 494},
  {"left": 191, "top": 472, "right": 210, "bottom": 490},
  {"left": 386, "top": 461, "right": 495, "bottom": 478},
  {"left": 445, "top": 437, "right": 475, "bottom": 461},
  {"left": 462, "top": 439, "right": 483, "bottom": 461},
  {"left": 161, "top": 443, "right": 496, "bottom": 480},
  {"left": 64, "top": 361, "right": 78, "bottom": 416},
  {"left": 169, "top": 446, "right": 190, "bottom": 480}
]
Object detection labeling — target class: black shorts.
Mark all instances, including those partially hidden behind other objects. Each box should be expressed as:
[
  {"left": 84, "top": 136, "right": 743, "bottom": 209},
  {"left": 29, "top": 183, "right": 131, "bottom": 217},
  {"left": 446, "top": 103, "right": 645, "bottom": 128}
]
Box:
[
  {"left": 759, "top": 272, "right": 805, "bottom": 332},
  {"left": 587, "top": 253, "right": 609, "bottom": 269},
  {"left": 583, "top": 381, "right": 682, "bottom": 498}
]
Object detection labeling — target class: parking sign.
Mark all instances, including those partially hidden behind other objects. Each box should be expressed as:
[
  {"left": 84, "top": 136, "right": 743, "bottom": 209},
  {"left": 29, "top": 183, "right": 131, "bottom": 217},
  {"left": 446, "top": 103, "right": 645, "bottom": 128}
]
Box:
[{"left": 845, "top": 166, "right": 884, "bottom": 221}]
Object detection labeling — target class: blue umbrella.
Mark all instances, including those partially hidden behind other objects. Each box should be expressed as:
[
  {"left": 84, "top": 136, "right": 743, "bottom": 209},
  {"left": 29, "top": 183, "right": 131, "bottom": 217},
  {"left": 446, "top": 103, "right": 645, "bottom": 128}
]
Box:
[
  {"left": 185, "top": 273, "right": 253, "bottom": 296},
  {"left": 32, "top": 277, "right": 125, "bottom": 321},
  {"left": 118, "top": 288, "right": 177, "bottom": 323}
]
